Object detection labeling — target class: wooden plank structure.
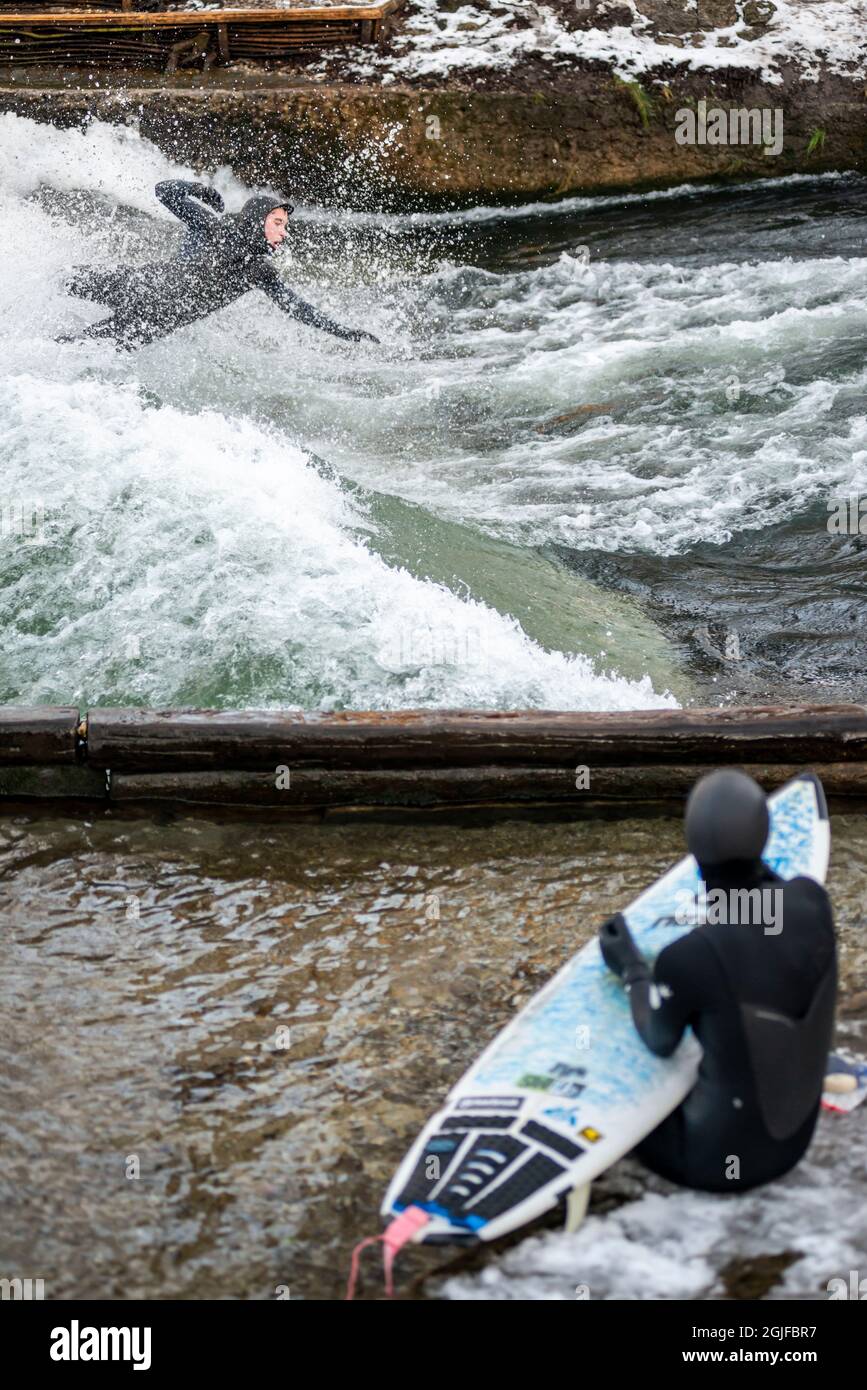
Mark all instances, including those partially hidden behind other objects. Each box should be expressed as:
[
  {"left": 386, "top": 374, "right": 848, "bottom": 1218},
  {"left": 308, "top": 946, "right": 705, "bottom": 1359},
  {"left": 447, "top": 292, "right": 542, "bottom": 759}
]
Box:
[
  {"left": 0, "top": 704, "right": 866, "bottom": 814},
  {"left": 0, "top": 0, "right": 402, "bottom": 69},
  {"left": 0, "top": 705, "right": 80, "bottom": 764}
]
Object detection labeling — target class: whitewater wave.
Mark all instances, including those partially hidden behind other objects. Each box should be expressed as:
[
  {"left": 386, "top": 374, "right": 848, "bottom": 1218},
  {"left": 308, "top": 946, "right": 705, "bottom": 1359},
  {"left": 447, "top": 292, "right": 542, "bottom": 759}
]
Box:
[
  {"left": 0, "top": 112, "right": 689, "bottom": 711},
  {"left": 4, "top": 110, "right": 865, "bottom": 707},
  {"left": 0, "top": 373, "right": 674, "bottom": 711}
]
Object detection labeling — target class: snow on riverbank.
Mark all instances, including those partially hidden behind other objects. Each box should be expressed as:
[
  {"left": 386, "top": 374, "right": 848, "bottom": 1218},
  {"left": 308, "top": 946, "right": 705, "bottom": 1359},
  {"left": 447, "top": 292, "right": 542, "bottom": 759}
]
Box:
[{"left": 324, "top": 0, "right": 867, "bottom": 87}]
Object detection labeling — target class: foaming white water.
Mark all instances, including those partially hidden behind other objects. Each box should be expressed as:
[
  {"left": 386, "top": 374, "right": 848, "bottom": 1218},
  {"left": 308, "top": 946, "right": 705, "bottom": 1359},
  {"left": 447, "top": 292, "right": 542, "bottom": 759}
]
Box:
[
  {"left": 313, "top": 248, "right": 867, "bottom": 556},
  {"left": 0, "top": 111, "right": 674, "bottom": 713},
  {"left": 0, "top": 111, "right": 251, "bottom": 217},
  {"left": 0, "top": 374, "right": 672, "bottom": 710},
  {"left": 5, "top": 110, "right": 865, "bottom": 707}
]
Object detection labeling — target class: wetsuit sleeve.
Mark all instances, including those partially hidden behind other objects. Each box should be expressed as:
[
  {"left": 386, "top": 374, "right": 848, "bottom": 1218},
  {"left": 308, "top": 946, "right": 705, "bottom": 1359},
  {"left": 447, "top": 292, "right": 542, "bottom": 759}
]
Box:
[
  {"left": 626, "top": 934, "right": 704, "bottom": 1059},
  {"left": 251, "top": 264, "right": 376, "bottom": 341},
  {"left": 154, "top": 180, "right": 222, "bottom": 233},
  {"left": 785, "top": 876, "right": 836, "bottom": 973}
]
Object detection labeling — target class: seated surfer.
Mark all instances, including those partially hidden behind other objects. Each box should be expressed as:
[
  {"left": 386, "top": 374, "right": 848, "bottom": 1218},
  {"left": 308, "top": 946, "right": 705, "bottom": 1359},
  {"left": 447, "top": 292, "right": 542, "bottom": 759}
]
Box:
[
  {"left": 599, "top": 769, "right": 836, "bottom": 1193},
  {"left": 57, "top": 180, "right": 380, "bottom": 350}
]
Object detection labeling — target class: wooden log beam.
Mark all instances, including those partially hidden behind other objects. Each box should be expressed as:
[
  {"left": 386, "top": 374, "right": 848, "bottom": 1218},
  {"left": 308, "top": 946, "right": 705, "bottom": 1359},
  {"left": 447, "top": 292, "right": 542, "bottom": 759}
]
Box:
[
  {"left": 0, "top": 0, "right": 133, "bottom": 6},
  {"left": 0, "top": 706, "right": 80, "bottom": 765},
  {"left": 107, "top": 762, "right": 867, "bottom": 809},
  {"left": 0, "top": 33, "right": 360, "bottom": 64},
  {"left": 1, "top": 704, "right": 866, "bottom": 811},
  {"left": 85, "top": 704, "right": 867, "bottom": 772},
  {"left": 0, "top": 3, "right": 402, "bottom": 26},
  {"left": 0, "top": 765, "right": 107, "bottom": 799},
  {"left": 0, "top": 18, "right": 368, "bottom": 60}
]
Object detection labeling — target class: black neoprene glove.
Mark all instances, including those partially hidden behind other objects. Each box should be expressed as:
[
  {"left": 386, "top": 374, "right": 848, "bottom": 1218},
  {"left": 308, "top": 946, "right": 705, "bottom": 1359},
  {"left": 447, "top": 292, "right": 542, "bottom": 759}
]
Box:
[
  {"left": 192, "top": 184, "right": 225, "bottom": 213},
  {"left": 342, "top": 328, "right": 380, "bottom": 344},
  {"left": 598, "top": 912, "right": 650, "bottom": 985}
]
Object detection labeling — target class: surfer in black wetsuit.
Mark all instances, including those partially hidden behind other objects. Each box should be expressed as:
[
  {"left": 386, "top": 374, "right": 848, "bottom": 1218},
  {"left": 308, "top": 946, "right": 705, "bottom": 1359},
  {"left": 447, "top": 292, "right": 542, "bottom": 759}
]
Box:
[
  {"left": 598, "top": 769, "right": 836, "bottom": 1193},
  {"left": 58, "top": 180, "right": 380, "bottom": 350}
]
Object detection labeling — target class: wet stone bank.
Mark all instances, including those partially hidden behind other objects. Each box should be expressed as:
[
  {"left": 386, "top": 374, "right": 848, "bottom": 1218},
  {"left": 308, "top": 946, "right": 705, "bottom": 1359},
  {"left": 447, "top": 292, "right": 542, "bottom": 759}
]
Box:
[{"left": 1, "top": 65, "right": 864, "bottom": 209}]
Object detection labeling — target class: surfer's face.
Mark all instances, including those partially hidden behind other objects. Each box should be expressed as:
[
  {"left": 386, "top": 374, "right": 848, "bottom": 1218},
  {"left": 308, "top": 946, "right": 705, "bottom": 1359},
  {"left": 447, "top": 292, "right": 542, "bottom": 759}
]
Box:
[{"left": 264, "top": 208, "right": 289, "bottom": 248}]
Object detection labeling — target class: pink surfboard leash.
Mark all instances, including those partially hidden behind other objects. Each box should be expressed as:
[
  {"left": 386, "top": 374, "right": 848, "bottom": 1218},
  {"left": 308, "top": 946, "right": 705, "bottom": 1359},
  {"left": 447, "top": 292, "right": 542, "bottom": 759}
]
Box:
[{"left": 345, "top": 1205, "right": 431, "bottom": 1300}]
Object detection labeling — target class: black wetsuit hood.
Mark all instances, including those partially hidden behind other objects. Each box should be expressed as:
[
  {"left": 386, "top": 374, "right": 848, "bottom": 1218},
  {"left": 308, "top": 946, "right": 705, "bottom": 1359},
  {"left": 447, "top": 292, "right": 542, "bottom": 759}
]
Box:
[
  {"left": 685, "top": 769, "right": 770, "bottom": 868},
  {"left": 225, "top": 195, "right": 294, "bottom": 257}
]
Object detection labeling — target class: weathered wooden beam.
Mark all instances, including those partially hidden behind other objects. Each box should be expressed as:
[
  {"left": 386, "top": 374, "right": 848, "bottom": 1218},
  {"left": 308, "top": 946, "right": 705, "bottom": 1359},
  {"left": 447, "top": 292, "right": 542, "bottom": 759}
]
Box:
[
  {"left": 0, "top": 706, "right": 80, "bottom": 765},
  {"left": 0, "top": 0, "right": 132, "bottom": 7},
  {"left": 0, "top": 27, "right": 354, "bottom": 47},
  {"left": 85, "top": 705, "right": 867, "bottom": 773},
  {"left": 108, "top": 765, "right": 583, "bottom": 806},
  {"left": 0, "top": 14, "right": 374, "bottom": 63},
  {"left": 106, "top": 762, "right": 867, "bottom": 809},
  {"left": 0, "top": 765, "right": 106, "bottom": 799},
  {"left": 1, "top": 706, "right": 865, "bottom": 812},
  {"left": 0, "top": 3, "right": 402, "bottom": 26}
]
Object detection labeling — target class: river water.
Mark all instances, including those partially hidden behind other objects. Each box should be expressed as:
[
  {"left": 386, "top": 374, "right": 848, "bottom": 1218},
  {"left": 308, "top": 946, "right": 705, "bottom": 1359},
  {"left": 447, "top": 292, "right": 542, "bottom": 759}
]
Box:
[
  {"left": 1, "top": 806, "right": 865, "bottom": 1301},
  {"left": 2, "top": 113, "right": 865, "bottom": 712},
  {"left": 1, "top": 113, "right": 866, "bottom": 1302}
]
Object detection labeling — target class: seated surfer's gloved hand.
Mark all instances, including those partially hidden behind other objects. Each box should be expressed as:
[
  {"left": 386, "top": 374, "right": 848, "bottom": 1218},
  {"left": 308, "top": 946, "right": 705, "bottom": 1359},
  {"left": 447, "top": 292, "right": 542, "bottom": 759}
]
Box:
[{"left": 599, "top": 912, "right": 649, "bottom": 985}]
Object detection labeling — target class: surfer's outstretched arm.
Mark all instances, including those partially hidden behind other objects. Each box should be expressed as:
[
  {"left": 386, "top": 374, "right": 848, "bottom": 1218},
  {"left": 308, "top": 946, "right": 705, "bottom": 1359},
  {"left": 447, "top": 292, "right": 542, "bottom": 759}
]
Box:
[
  {"left": 155, "top": 180, "right": 224, "bottom": 233},
  {"left": 253, "top": 267, "right": 380, "bottom": 343}
]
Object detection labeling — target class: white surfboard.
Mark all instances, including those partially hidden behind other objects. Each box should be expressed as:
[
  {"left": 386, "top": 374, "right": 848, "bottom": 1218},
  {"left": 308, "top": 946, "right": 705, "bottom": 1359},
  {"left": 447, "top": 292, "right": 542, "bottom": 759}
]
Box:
[{"left": 382, "top": 773, "right": 830, "bottom": 1244}]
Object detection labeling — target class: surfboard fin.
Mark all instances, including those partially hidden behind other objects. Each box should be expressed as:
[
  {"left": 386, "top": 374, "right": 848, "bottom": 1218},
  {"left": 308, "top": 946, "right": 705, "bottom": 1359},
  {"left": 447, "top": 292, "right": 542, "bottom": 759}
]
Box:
[{"left": 564, "top": 1182, "right": 591, "bottom": 1234}]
